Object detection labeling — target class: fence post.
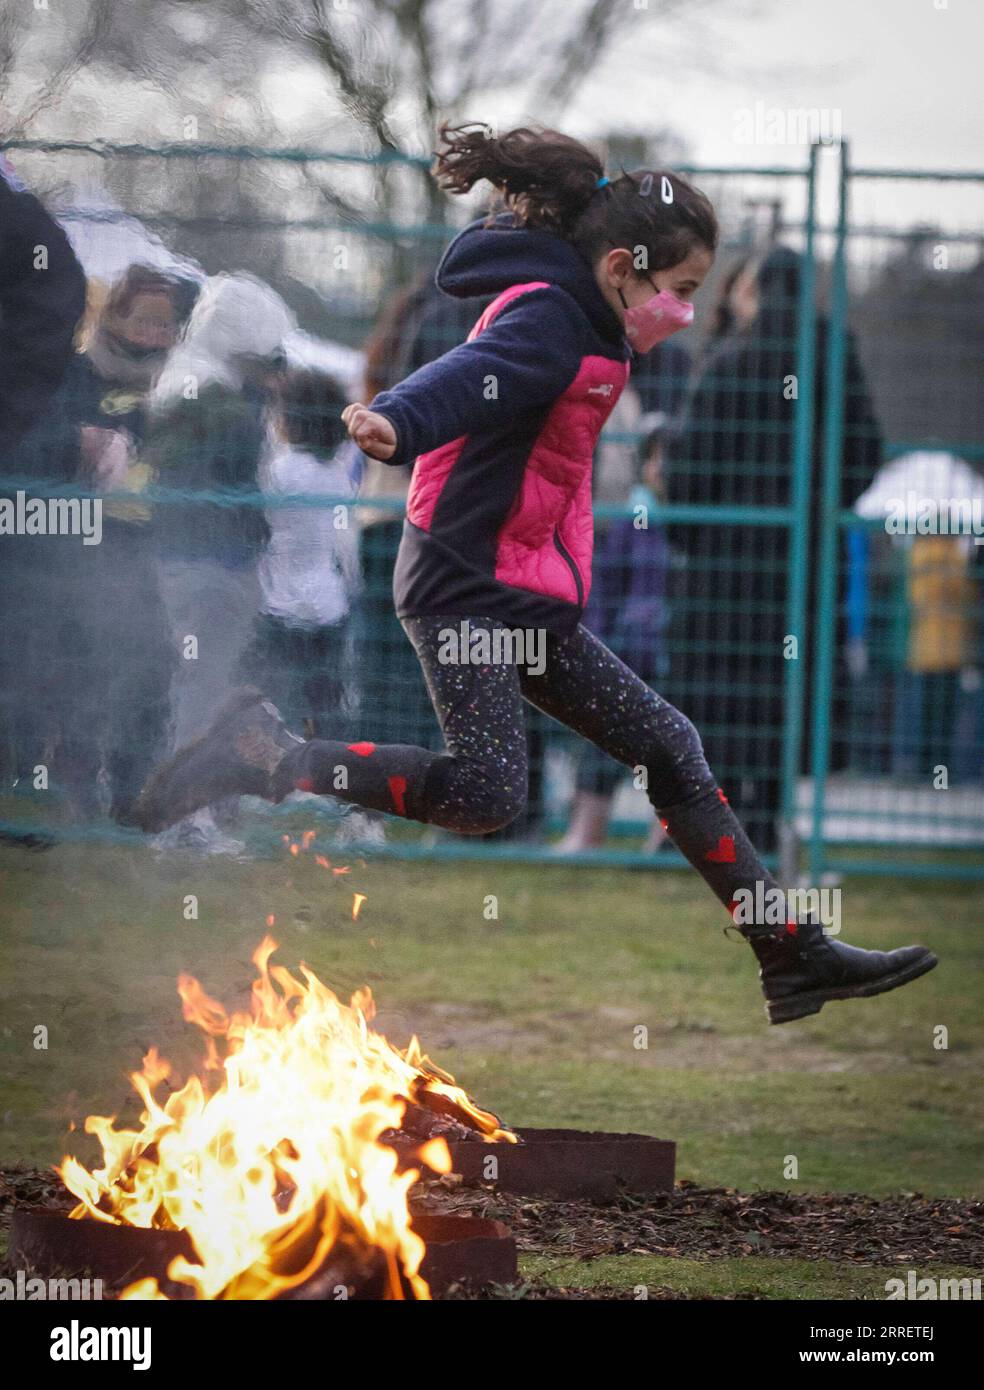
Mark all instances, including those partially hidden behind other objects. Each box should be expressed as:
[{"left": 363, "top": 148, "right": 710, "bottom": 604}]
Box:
[
  {"left": 809, "top": 140, "right": 851, "bottom": 884},
  {"left": 779, "top": 143, "right": 819, "bottom": 885}
]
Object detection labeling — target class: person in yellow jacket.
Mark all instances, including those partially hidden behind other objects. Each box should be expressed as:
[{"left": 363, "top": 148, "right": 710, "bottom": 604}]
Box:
[
  {"left": 907, "top": 535, "right": 977, "bottom": 673},
  {"left": 896, "top": 534, "right": 980, "bottom": 781}
]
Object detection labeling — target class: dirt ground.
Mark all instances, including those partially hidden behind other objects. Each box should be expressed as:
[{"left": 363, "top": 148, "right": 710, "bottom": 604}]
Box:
[
  {"left": 3, "top": 1165, "right": 981, "bottom": 1301},
  {"left": 411, "top": 1174, "right": 984, "bottom": 1267}
]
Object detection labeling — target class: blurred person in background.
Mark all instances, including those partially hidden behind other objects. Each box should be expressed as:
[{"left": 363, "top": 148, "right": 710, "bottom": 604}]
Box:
[
  {"left": 145, "top": 272, "right": 293, "bottom": 852},
  {"left": 0, "top": 157, "right": 87, "bottom": 837},
  {"left": 0, "top": 156, "right": 87, "bottom": 453},
  {"left": 895, "top": 533, "right": 981, "bottom": 783},
  {"left": 54, "top": 265, "right": 189, "bottom": 822},
  {"left": 702, "top": 250, "right": 760, "bottom": 354},
  {"left": 852, "top": 451, "right": 984, "bottom": 784},
  {"left": 666, "top": 245, "right": 883, "bottom": 855}
]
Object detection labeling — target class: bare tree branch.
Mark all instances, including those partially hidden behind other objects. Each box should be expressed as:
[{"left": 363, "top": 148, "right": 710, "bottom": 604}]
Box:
[{"left": 6, "top": 0, "right": 116, "bottom": 136}]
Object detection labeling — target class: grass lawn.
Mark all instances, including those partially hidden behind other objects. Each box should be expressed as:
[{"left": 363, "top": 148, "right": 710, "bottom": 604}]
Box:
[
  {"left": 517, "top": 1255, "right": 983, "bottom": 1300},
  {"left": 1, "top": 831, "right": 980, "bottom": 1296}
]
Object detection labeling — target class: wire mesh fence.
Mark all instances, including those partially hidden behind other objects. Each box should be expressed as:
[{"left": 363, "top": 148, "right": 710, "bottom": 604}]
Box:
[
  {"left": 0, "top": 138, "right": 981, "bottom": 875},
  {"left": 811, "top": 161, "right": 984, "bottom": 879}
]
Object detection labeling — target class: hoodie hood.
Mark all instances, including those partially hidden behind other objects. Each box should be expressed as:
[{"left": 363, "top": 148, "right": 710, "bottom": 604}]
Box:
[
  {"left": 757, "top": 245, "right": 801, "bottom": 305},
  {"left": 748, "top": 245, "right": 803, "bottom": 346},
  {"left": 151, "top": 273, "right": 296, "bottom": 410},
  {"left": 436, "top": 215, "right": 627, "bottom": 348}
]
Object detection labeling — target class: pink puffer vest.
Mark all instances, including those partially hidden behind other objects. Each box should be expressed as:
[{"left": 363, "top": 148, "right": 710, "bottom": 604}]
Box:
[{"left": 406, "top": 282, "right": 630, "bottom": 608}]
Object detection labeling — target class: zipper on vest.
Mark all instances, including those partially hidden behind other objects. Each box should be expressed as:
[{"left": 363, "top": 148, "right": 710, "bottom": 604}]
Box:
[{"left": 553, "top": 527, "right": 585, "bottom": 607}]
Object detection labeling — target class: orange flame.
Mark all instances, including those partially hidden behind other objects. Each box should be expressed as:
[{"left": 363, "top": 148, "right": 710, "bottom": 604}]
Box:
[
  {"left": 58, "top": 938, "right": 513, "bottom": 1301},
  {"left": 352, "top": 893, "right": 367, "bottom": 920}
]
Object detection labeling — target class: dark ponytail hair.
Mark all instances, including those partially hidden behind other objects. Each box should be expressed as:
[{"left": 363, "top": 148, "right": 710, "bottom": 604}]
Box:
[{"left": 434, "top": 122, "right": 718, "bottom": 275}]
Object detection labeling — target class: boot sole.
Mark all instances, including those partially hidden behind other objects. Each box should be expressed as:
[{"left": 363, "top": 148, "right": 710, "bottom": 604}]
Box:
[{"left": 766, "top": 949, "right": 938, "bottom": 1025}]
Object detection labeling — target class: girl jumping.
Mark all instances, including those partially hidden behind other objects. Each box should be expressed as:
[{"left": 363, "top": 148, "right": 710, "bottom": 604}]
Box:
[{"left": 136, "top": 124, "right": 936, "bottom": 1024}]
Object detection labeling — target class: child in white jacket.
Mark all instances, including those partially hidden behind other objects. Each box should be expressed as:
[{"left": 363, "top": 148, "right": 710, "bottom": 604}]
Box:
[{"left": 241, "top": 370, "right": 361, "bottom": 739}]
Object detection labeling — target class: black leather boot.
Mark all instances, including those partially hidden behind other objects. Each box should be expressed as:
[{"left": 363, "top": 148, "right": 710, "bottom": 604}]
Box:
[
  {"left": 134, "top": 688, "right": 303, "bottom": 832},
  {"left": 744, "top": 920, "right": 937, "bottom": 1025}
]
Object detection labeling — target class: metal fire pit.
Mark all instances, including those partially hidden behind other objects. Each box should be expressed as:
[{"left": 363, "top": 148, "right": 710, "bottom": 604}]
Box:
[
  {"left": 10, "top": 1208, "right": 195, "bottom": 1291},
  {"left": 423, "top": 1128, "right": 676, "bottom": 1201},
  {"left": 9, "top": 1207, "right": 516, "bottom": 1299},
  {"left": 414, "top": 1214, "right": 515, "bottom": 1295}
]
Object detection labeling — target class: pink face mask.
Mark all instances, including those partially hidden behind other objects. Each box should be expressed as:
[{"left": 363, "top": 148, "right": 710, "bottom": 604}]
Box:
[{"left": 620, "top": 285, "right": 694, "bottom": 353}]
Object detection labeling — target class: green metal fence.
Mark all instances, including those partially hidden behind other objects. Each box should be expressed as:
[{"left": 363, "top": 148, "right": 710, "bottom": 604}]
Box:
[
  {"left": 809, "top": 152, "right": 984, "bottom": 881},
  {"left": 1, "top": 137, "right": 981, "bottom": 877}
]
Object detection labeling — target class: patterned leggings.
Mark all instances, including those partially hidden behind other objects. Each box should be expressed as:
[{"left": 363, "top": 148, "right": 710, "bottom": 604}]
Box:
[{"left": 279, "top": 615, "right": 781, "bottom": 919}]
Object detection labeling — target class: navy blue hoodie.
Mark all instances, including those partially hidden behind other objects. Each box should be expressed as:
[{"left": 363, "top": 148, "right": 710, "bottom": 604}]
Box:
[{"left": 370, "top": 216, "right": 631, "bottom": 632}]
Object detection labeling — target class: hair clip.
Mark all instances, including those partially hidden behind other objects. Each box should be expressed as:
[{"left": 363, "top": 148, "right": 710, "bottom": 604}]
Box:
[{"left": 596, "top": 175, "right": 610, "bottom": 189}]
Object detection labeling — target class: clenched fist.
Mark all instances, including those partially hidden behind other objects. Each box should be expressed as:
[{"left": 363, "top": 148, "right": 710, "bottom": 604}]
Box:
[{"left": 342, "top": 403, "right": 397, "bottom": 461}]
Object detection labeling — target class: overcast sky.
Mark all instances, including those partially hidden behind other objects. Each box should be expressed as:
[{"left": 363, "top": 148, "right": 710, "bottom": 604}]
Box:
[{"left": 567, "top": 0, "right": 982, "bottom": 174}]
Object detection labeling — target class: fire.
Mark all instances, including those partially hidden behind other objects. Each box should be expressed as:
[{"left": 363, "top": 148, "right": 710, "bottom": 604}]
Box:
[{"left": 58, "top": 937, "right": 513, "bottom": 1300}]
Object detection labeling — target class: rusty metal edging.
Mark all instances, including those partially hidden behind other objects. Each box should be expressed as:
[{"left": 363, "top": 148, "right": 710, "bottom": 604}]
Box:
[{"left": 8, "top": 1207, "right": 516, "bottom": 1299}]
